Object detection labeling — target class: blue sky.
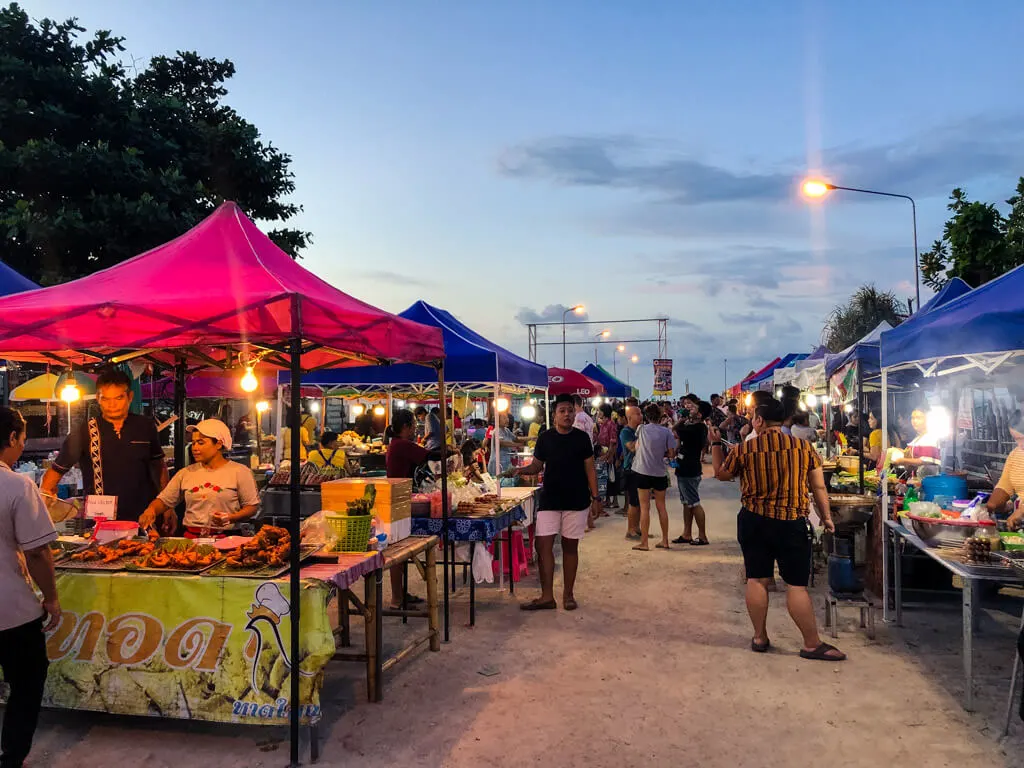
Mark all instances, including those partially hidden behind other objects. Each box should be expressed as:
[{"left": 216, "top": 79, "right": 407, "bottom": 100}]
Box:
[{"left": 30, "top": 0, "right": 1024, "bottom": 395}]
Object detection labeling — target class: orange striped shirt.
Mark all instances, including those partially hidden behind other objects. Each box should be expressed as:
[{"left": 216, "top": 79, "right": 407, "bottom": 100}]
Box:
[{"left": 721, "top": 429, "right": 822, "bottom": 521}]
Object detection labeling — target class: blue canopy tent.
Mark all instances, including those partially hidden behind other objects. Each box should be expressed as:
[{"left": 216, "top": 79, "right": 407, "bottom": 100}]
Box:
[
  {"left": 744, "top": 353, "right": 808, "bottom": 391},
  {"left": 580, "top": 363, "right": 636, "bottom": 399},
  {"left": 0, "top": 260, "right": 37, "bottom": 297},
  {"left": 915, "top": 277, "right": 972, "bottom": 316},
  {"left": 824, "top": 321, "right": 893, "bottom": 382},
  {"left": 278, "top": 300, "right": 548, "bottom": 484}
]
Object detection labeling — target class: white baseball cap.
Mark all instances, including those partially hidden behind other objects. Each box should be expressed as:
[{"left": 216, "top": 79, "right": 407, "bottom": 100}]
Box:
[{"left": 186, "top": 419, "right": 233, "bottom": 450}]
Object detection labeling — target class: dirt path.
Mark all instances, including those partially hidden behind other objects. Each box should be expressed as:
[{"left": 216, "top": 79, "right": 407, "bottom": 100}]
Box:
[{"left": 29, "top": 470, "right": 1024, "bottom": 767}]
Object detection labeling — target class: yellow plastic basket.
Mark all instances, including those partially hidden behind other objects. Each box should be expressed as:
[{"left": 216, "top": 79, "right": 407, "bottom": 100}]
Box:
[{"left": 325, "top": 513, "right": 373, "bottom": 553}]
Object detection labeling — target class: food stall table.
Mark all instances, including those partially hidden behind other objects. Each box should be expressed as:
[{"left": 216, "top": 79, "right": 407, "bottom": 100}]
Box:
[
  {"left": 885, "top": 519, "right": 1024, "bottom": 711},
  {"left": 412, "top": 502, "right": 529, "bottom": 625},
  {"left": 314, "top": 536, "right": 439, "bottom": 703}
]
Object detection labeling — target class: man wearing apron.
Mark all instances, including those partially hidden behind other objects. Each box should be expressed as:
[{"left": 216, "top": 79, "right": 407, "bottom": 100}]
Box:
[{"left": 41, "top": 368, "right": 168, "bottom": 522}]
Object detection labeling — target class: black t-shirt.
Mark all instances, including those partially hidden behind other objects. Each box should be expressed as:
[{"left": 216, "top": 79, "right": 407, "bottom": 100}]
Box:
[
  {"left": 53, "top": 413, "right": 165, "bottom": 522},
  {"left": 675, "top": 422, "right": 707, "bottom": 478},
  {"left": 534, "top": 427, "right": 594, "bottom": 512}
]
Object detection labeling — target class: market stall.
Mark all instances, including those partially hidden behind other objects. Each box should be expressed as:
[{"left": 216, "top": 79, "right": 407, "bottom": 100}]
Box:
[
  {"left": 879, "top": 267, "right": 1023, "bottom": 712},
  {"left": 745, "top": 352, "right": 808, "bottom": 392},
  {"left": 278, "top": 300, "right": 549, "bottom": 619},
  {"left": 0, "top": 202, "right": 446, "bottom": 766},
  {"left": 547, "top": 367, "right": 604, "bottom": 397}
]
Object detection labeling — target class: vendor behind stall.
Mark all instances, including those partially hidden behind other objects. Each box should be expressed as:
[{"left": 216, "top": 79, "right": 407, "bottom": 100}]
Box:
[
  {"left": 892, "top": 408, "right": 941, "bottom": 472},
  {"left": 139, "top": 419, "right": 259, "bottom": 537},
  {"left": 988, "top": 416, "right": 1024, "bottom": 527},
  {"left": 308, "top": 431, "right": 346, "bottom": 469},
  {"left": 41, "top": 367, "right": 168, "bottom": 522}
]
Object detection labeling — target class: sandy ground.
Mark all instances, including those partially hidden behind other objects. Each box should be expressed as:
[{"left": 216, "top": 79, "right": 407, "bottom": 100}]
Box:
[{"left": 25, "top": 470, "right": 1024, "bottom": 767}]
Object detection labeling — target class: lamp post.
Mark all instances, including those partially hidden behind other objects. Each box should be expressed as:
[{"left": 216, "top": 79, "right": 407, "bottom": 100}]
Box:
[
  {"left": 802, "top": 179, "right": 920, "bottom": 311},
  {"left": 613, "top": 344, "right": 626, "bottom": 376},
  {"left": 626, "top": 354, "right": 639, "bottom": 386},
  {"left": 593, "top": 329, "right": 610, "bottom": 363},
  {"left": 723, "top": 358, "right": 727, "bottom": 393},
  {"left": 561, "top": 304, "right": 585, "bottom": 367}
]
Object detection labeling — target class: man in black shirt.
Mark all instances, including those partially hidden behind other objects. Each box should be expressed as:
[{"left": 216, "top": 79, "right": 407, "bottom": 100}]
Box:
[
  {"left": 508, "top": 393, "right": 600, "bottom": 611},
  {"left": 41, "top": 368, "right": 168, "bottom": 523},
  {"left": 672, "top": 401, "right": 711, "bottom": 545}
]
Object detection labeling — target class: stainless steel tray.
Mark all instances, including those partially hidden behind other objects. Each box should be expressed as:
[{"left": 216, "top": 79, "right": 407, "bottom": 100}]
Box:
[{"left": 201, "top": 543, "right": 321, "bottom": 579}]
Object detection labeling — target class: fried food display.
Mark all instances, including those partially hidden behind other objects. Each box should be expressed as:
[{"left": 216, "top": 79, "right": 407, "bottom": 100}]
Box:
[
  {"left": 134, "top": 542, "right": 223, "bottom": 570},
  {"left": 223, "top": 525, "right": 292, "bottom": 570}
]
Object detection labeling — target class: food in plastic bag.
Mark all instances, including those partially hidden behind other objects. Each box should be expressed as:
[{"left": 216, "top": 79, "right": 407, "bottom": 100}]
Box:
[
  {"left": 300, "top": 511, "right": 337, "bottom": 549},
  {"left": 471, "top": 543, "right": 494, "bottom": 584}
]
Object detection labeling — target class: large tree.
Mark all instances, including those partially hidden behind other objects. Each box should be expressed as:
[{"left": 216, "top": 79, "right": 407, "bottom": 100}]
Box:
[
  {"left": 822, "top": 284, "right": 905, "bottom": 353},
  {"left": 0, "top": 3, "right": 309, "bottom": 285},
  {"left": 919, "top": 180, "right": 1024, "bottom": 290}
]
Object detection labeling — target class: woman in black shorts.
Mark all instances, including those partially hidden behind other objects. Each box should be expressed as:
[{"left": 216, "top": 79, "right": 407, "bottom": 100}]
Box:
[{"left": 630, "top": 403, "right": 676, "bottom": 551}]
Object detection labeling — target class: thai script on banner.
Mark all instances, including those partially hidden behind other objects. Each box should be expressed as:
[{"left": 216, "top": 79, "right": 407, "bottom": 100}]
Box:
[{"left": 652, "top": 359, "right": 673, "bottom": 396}]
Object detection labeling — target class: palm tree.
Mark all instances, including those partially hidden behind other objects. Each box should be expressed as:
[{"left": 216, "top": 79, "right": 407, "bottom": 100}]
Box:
[{"left": 822, "top": 284, "right": 905, "bottom": 352}]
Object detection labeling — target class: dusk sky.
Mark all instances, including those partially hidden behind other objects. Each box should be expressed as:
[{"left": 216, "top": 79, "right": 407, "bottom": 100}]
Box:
[{"left": 30, "top": 0, "right": 1024, "bottom": 396}]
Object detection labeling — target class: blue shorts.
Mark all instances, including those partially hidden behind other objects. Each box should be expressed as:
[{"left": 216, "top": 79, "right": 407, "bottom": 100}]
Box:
[{"left": 676, "top": 476, "right": 701, "bottom": 506}]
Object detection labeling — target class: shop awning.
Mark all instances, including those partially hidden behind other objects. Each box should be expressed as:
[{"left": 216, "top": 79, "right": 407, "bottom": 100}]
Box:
[
  {"left": 0, "top": 260, "right": 38, "bottom": 297},
  {"left": 580, "top": 363, "right": 636, "bottom": 398},
  {"left": 547, "top": 367, "right": 604, "bottom": 397},
  {"left": 738, "top": 358, "right": 781, "bottom": 392},
  {"left": 0, "top": 202, "right": 445, "bottom": 370},
  {"left": 881, "top": 269, "right": 1023, "bottom": 372},
  {"left": 278, "top": 300, "right": 546, "bottom": 391}
]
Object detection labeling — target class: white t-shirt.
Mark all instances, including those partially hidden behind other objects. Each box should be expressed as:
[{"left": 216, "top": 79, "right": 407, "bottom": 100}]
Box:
[
  {"left": 158, "top": 460, "right": 260, "bottom": 529},
  {"left": 574, "top": 411, "right": 596, "bottom": 445},
  {"left": 0, "top": 461, "right": 58, "bottom": 631},
  {"left": 632, "top": 424, "right": 675, "bottom": 477}
]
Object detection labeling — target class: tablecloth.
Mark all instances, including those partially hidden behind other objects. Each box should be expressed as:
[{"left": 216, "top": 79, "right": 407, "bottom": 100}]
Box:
[
  {"left": 411, "top": 506, "right": 526, "bottom": 542},
  {"left": 301, "top": 551, "right": 384, "bottom": 590}
]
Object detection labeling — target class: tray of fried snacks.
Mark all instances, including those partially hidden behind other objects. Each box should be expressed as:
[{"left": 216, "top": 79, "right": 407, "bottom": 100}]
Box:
[
  {"left": 124, "top": 537, "right": 225, "bottom": 574},
  {"left": 201, "top": 525, "right": 319, "bottom": 578}
]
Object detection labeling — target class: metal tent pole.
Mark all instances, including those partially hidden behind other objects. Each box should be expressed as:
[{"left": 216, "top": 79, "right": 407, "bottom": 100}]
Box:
[
  {"left": 436, "top": 363, "right": 450, "bottom": 642},
  {"left": 288, "top": 336, "right": 303, "bottom": 767},
  {"left": 881, "top": 369, "right": 891, "bottom": 622},
  {"left": 857, "top": 364, "right": 865, "bottom": 495},
  {"left": 173, "top": 359, "right": 187, "bottom": 474}
]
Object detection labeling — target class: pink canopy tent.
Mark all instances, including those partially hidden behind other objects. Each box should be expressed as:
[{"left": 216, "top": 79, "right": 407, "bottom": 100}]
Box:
[
  {"left": 547, "top": 367, "right": 605, "bottom": 397},
  {"left": 0, "top": 201, "right": 444, "bottom": 369},
  {"left": 0, "top": 201, "right": 448, "bottom": 764}
]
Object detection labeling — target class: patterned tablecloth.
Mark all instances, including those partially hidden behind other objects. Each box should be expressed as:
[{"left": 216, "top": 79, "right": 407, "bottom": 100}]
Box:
[
  {"left": 411, "top": 506, "right": 527, "bottom": 542},
  {"left": 301, "top": 551, "right": 384, "bottom": 590}
]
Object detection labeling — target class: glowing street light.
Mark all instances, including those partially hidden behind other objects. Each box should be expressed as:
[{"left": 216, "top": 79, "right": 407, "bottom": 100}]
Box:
[
  {"left": 800, "top": 176, "right": 920, "bottom": 310},
  {"left": 561, "top": 304, "right": 585, "bottom": 367},
  {"left": 593, "top": 329, "right": 611, "bottom": 363}
]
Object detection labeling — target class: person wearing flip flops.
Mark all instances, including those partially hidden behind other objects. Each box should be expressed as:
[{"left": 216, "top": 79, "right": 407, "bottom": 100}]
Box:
[
  {"left": 507, "top": 393, "right": 601, "bottom": 612},
  {"left": 672, "top": 401, "right": 711, "bottom": 546},
  {"left": 709, "top": 398, "right": 846, "bottom": 662}
]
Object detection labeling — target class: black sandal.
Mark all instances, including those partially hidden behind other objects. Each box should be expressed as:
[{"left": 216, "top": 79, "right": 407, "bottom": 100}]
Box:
[
  {"left": 690, "top": 538, "right": 710, "bottom": 546},
  {"left": 799, "top": 642, "right": 846, "bottom": 661},
  {"left": 751, "top": 638, "right": 771, "bottom": 653},
  {"left": 520, "top": 599, "right": 557, "bottom": 611},
  {"left": 671, "top": 535, "right": 693, "bottom": 544}
]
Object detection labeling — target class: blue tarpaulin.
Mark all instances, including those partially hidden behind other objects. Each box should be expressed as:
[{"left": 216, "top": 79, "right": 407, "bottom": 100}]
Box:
[
  {"left": 279, "top": 300, "right": 547, "bottom": 389},
  {"left": 580, "top": 363, "right": 636, "bottom": 399},
  {"left": 881, "top": 269, "right": 1023, "bottom": 369},
  {"left": 824, "top": 321, "right": 892, "bottom": 380},
  {"left": 0, "top": 261, "right": 37, "bottom": 297}
]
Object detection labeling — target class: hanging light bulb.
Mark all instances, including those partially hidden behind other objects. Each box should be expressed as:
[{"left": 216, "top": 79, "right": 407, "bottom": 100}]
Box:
[
  {"left": 60, "top": 382, "right": 81, "bottom": 403},
  {"left": 520, "top": 404, "right": 537, "bottom": 420},
  {"left": 496, "top": 397, "right": 510, "bottom": 413},
  {"left": 240, "top": 366, "right": 259, "bottom": 393},
  {"left": 351, "top": 404, "right": 365, "bottom": 417},
  {"left": 373, "top": 405, "right": 386, "bottom": 416},
  {"left": 805, "top": 393, "right": 818, "bottom": 407},
  {"left": 255, "top": 401, "right": 270, "bottom": 413},
  {"left": 309, "top": 400, "right": 320, "bottom": 414}
]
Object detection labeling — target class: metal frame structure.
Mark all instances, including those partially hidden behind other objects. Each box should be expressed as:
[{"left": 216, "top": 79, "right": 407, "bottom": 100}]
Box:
[{"left": 527, "top": 317, "right": 668, "bottom": 364}]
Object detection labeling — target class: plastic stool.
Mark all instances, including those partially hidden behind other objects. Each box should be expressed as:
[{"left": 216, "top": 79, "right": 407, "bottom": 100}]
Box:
[
  {"left": 491, "top": 531, "right": 528, "bottom": 582},
  {"left": 823, "top": 590, "right": 877, "bottom": 640}
]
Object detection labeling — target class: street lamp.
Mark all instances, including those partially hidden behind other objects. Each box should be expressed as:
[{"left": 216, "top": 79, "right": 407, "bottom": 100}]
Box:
[
  {"left": 593, "top": 329, "right": 610, "bottom": 363},
  {"left": 801, "top": 178, "right": 920, "bottom": 311},
  {"left": 613, "top": 344, "right": 626, "bottom": 376},
  {"left": 627, "top": 354, "right": 639, "bottom": 386},
  {"left": 561, "top": 304, "right": 585, "bottom": 367}
]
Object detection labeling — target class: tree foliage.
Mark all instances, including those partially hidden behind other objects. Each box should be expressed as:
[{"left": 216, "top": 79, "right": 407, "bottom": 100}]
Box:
[
  {"left": 0, "top": 3, "right": 310, "bottom": 285},
  {"left": 919, "top": 180, "right": 1024, "bottom": 291},
  {"left": 822, "top": 284, "right": 905, "bottom": 353}
]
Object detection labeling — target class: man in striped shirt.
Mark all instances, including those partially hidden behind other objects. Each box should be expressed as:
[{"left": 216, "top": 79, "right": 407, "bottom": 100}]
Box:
[{"left": 709, "top": 399, "right": 845, "bottom": 662}]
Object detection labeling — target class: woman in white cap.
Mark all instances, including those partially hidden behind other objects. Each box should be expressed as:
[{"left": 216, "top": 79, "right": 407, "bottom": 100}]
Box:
[{"left": 139, "top": 419, "right": 260, "bottom": 538}]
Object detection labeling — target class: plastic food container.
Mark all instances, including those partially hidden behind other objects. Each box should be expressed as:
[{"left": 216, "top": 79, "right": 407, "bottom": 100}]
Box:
[{"left": 93, "top": 520, "right": 139, "bottom": 544}]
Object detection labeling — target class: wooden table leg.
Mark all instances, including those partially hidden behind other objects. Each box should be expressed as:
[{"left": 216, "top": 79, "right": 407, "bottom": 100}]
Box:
[
  {"left": 426, "top": 544, "right": 440, "bottom": 651},
  {"left": 374, "top": 565, "right": 383, "bottom": 702},
  {"left": 340, "top": 589, "right": 351, "bottom": 648},
  {"left": 364, "top": 569, "right": 378, "bottom": 703}
]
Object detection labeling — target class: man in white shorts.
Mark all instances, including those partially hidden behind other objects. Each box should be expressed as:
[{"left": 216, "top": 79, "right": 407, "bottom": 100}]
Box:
[{"left": 508, "top": 393, "right": 600, "bottom": 611}]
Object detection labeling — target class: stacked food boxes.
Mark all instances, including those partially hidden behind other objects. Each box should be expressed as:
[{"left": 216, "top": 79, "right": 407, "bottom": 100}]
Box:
[{"left": 320, "top": 478, "right": 412, "bottom": 543}]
